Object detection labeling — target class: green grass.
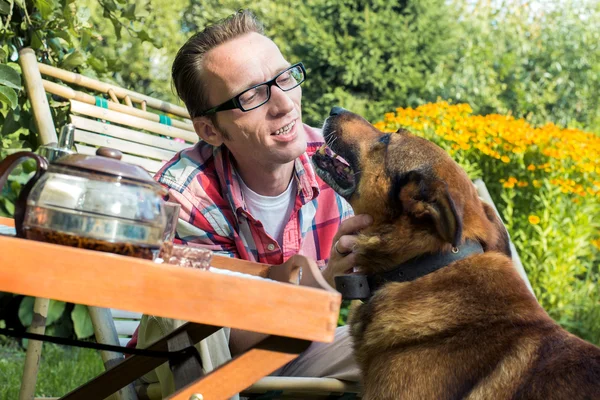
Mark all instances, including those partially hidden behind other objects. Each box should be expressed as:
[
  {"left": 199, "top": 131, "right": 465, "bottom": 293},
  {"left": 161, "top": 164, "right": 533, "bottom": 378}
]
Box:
[{"left": 0, "top": 341, "right": 103, "bottom": 399}]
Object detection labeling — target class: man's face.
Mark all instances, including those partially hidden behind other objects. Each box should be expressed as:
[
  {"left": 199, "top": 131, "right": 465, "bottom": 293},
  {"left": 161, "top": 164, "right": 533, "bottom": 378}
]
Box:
[{"left": 201, "top": 32, "right": 307, "bottom": 167}]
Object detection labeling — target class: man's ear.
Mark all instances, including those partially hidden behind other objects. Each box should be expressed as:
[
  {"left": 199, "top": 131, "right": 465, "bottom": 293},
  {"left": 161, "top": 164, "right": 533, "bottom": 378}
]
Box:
[
  {"left": 192, "top": 117, "right": 224, "bottom": 146},
  {"left": 393, "top": 171, "right": 463, "bottom": 247}
]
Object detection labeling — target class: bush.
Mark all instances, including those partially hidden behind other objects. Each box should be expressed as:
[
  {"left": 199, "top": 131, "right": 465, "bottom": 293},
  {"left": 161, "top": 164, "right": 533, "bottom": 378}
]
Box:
[
  {"left": 375, "top": 101, "right": 600, "bottom": 344},
  {"left": 428, "top": 0, "right": 600, "bottom": 132}
]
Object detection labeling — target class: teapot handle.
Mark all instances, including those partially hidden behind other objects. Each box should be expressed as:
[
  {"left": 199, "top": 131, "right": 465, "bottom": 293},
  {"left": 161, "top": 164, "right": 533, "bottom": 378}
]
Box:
[{"left": 0, "top": 152, "right": 48, "bottom": 237}]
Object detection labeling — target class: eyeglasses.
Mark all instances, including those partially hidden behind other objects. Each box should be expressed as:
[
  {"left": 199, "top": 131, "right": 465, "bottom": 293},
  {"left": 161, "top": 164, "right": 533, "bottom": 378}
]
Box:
[{"left": 199, "top": 62, "right": 306, "bottom": 116}]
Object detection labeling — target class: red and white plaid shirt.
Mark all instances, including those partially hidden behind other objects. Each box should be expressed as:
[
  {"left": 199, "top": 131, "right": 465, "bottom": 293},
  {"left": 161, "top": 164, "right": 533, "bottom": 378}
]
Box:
[{"left": 154, "top": 124, "right": 354, "bottom": 268}]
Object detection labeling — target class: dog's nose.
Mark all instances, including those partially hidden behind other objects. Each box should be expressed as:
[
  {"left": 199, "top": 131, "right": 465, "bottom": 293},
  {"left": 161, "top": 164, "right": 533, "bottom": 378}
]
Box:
[{"left": 330, "top": 106, "right": 346, "bottom": 116}]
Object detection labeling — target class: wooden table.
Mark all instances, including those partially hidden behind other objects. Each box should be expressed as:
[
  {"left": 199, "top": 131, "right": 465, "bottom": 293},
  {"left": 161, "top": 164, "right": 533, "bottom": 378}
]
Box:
[{"left": 0, "top": 217, "right": 341, "bottom": 399}]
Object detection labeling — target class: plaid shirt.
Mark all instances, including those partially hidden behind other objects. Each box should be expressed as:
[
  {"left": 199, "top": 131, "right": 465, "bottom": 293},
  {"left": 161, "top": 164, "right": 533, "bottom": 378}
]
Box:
[{"left": 155, "top": 124, "right": 353, "bottom": 268}]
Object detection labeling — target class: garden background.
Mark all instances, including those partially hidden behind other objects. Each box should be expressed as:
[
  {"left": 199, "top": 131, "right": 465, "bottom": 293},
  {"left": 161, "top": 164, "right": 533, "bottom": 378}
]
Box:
[{"left": 1, "top": 0, "right": 599, "bottom": 397}]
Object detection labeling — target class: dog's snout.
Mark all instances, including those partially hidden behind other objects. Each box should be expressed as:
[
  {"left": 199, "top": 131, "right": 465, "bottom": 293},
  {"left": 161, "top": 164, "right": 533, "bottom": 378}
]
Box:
[{"left": 330, "top": 106, "right": 346, "bottom": 116}]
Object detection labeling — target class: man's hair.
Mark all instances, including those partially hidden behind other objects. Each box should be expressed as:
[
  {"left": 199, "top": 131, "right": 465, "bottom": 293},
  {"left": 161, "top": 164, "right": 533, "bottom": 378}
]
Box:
[{"left": 172, "top": 10, "right": 265, "bottom": 120}]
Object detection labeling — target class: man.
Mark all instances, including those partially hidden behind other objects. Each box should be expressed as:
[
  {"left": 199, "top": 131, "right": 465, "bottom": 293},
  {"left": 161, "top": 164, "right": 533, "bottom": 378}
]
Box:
[{"left": 133, "top": 10, "right": 371, "bottom": 397}]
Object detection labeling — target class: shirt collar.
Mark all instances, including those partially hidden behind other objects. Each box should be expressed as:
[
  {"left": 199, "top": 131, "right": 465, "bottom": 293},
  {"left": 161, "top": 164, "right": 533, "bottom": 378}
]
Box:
[{"left": 215, "top": 145, "right": 321, "bottom": 216}]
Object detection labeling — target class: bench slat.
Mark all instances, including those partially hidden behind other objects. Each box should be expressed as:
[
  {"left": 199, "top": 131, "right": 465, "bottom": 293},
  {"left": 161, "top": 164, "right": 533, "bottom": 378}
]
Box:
[
  {"left": 75, "top": 129, "right": 176, "bottom": 162},
  {"left": 70, "top": 100, "right": 197, "bottom": 143},
  {"left": 113, "top": 320, "right": 140, "bottom": 336},
  {"left": 70, "top": 115, "right": 192, "bottom": 152},
  {"left": 75, "top": 144, "right": 164, "bottom": 174},
  {"left": 110, "top": 309, "right": 143, "bottom": 320},
  {"left": 44, "top": 80, "right": 195, "bottom": 132},
  {"left": 39, "top": 63, "right": 190, "bottom": 118}
]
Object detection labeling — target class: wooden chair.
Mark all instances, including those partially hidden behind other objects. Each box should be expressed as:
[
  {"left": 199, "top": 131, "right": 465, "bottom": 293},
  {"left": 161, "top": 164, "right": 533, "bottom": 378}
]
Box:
[{"left": 15, "top": 47, "right": 360, "bottom": 400}]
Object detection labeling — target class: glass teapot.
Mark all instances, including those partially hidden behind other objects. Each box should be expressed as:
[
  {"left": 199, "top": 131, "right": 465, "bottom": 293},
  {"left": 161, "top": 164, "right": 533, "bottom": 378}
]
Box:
[{"left": 0, "top": 146, "right": 168, "bottom": 260}]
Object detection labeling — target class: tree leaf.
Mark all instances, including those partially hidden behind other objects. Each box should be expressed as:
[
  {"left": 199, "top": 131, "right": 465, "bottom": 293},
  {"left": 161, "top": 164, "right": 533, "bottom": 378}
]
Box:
[
  {"left": 0, "top": 86, "right": 18, "bottom": 109},
  {"left": 123, "top": 3, "right": 136, "bottom": 19},
  {"left": 18, "top": 296, "right": 35, "bottom": 327},
  {"left": 136, "top": 29, "right": 151, "bottom": 43},
  {"left": 33, "top": 0, "right": 56, "bottom": 19},
  {"left": 1, "top": 198, "right": 15, "bottom": 216},
  {"left": 0, "top": 63, "right": 22, "bottom": 90},
  {"left": 30, "top": 32, "right": 44, "bottom": 50},
  {"left": 46, "top": 300, "right": 66, "bottom": 326},
  {"left": 60, "top": 49, "right": 86, "bottom": 70},
  {"left": 0, "top": 0, "right": 10, "bottom": 15},
  {"left": 49, "top": 29, "right": 72, "bottom": 44},
  {"left": 110, "top": 17, "right": 122, "bottom": 40},
  {"left": 1, "top": 108, "right": 21, "bottom": 135},
  {"left": 71, "top": 304, "right": 94, "bottom": 339}
]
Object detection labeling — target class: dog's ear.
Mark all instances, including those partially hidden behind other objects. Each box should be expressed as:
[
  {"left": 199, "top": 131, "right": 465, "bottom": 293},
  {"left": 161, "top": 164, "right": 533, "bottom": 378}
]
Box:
[
  {"left": 392, "top": 171, "right": 463, "bottom": 247},
  {"left": 481, "top": 202, "right": 512, "bottom": 257}
]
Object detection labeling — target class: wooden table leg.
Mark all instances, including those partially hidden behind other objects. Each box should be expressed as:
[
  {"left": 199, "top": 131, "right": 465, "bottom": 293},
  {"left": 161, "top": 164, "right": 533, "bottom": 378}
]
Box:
[
  {"left": 59, "top": 323, "right": 220, "bottom": 400},
  {"left": 168, "top": 335, "right": 312, "bottom": 400}
]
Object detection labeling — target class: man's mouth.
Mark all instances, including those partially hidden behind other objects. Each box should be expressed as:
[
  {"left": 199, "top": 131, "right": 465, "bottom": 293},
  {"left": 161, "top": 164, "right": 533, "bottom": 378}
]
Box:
[
  {"left": 272, "top": 120, "right": 296, "bottom": 136},
  {"left": 312, "top": 143, "right": 357, "bottom": 200}
]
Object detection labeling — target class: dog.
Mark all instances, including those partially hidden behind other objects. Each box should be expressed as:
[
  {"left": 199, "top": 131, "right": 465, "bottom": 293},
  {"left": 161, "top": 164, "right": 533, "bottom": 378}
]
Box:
[{"left": 312, "top": 107, "right": 600, "bottom": 399}]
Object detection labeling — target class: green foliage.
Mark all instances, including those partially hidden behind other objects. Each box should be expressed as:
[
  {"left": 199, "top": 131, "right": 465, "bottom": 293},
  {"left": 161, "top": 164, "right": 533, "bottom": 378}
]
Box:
[
  {"left": 79, "top": 0, "right": 189, "bottom": 101},
  {"left": 182, "top": 0, "right": 461, "bottom": 126},
  {"left": 428, "top": 0, "right": 600, "bottom": 131},
  {"left": 0, "top": 342, "right": 103, "bottom": 399},
  {"left": 71, "top": 304, "right": 93, "bottom": 339},
  {"left": 17, "top": 297, "right": 93, "bottom": 339}
]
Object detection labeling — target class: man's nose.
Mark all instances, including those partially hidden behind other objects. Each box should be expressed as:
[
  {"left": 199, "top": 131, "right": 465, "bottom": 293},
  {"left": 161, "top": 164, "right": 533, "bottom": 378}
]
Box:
[
  {"left": 269, "top": 85, "right": 295, "bottom": 115},
  {"left": 330, "top": 106, "right": 346, "bottom": 116}
]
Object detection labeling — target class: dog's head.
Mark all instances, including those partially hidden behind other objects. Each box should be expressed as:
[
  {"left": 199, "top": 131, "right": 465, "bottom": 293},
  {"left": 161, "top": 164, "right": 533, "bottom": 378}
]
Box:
[{"left": 313, "top": 107, "right": 511, "bottom": 274}]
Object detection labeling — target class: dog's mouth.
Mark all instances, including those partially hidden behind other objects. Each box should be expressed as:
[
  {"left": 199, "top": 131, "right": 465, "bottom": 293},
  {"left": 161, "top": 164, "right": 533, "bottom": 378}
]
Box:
[{"left": 312, "top": 141, "right": 358, "bottom": 200}]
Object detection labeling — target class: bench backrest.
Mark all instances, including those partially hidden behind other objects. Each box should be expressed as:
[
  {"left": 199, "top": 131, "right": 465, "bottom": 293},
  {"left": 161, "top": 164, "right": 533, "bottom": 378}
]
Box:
[{"left": 20, "top": 48, "right": 196, "bottom": 174}]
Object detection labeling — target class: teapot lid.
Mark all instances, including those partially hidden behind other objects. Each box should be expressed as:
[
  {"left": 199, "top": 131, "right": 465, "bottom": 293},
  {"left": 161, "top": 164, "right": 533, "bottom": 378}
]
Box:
[{"left": 56, "top": 147, "right": 163, "bottom": 189}]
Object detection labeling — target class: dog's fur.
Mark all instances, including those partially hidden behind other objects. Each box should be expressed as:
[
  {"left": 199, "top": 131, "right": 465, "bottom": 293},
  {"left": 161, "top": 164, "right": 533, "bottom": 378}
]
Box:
[{"left": 316, "top": 109, "right": 600, "bottom": 399}]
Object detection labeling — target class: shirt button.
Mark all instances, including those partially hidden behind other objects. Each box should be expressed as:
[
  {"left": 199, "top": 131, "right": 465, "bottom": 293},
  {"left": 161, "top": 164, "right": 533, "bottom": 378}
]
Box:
[{"left": 267, "top": 243, "right": 275, "bottom": 251}]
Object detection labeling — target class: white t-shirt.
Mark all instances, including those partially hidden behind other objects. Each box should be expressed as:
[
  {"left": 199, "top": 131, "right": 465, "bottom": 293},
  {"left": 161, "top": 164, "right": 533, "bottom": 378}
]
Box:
[{"left": 238, "top": 177, "right": 297, "bottom": 247}]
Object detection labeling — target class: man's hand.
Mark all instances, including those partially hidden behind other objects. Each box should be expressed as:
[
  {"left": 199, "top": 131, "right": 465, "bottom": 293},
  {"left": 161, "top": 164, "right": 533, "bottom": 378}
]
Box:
[{"left": 322, "top": 214, "right": 373, "bottom": 287}]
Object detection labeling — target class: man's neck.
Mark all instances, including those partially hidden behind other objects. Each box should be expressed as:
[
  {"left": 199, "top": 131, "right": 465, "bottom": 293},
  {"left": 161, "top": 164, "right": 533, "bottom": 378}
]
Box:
[{"left": 235, "top": 159, "right": 295, "bottom": 196}]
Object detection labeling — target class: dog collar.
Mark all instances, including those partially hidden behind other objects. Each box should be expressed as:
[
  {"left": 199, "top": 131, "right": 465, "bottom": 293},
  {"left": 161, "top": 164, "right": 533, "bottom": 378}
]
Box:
[{"left": 335, "top": 240, "right": 484, "bottom": 300}]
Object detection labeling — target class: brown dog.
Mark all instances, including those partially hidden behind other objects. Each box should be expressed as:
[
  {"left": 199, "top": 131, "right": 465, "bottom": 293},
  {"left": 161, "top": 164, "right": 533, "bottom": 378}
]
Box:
[{"left": 312, "top": 107, "right": 600, "bottom": 400}]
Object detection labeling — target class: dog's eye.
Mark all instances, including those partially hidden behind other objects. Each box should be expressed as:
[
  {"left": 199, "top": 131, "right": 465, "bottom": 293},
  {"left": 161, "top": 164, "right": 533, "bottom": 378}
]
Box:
[{"left": 378, "top": 134, "right": 391, "bottom": 145}]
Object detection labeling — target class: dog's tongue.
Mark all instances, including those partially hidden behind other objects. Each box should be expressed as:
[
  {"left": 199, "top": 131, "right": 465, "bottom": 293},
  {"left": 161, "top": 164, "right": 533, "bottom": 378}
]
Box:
[{"left": 318, "top": 144, "right": 350, "bottom": 167}]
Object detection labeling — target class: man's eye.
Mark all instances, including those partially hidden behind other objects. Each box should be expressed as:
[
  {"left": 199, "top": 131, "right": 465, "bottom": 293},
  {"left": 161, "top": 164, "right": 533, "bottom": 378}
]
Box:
[
  {"left": 240, "top": 90, "right": 258, "bottom": 103},
  {"left": 278, "top": 72, "right": 292, "bottom": 83}
]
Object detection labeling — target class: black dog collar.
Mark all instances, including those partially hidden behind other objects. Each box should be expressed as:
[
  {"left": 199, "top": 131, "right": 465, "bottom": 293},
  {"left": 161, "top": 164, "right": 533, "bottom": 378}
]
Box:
[{"left": 335, "top": 240, "right": 484, "bottom": 300}]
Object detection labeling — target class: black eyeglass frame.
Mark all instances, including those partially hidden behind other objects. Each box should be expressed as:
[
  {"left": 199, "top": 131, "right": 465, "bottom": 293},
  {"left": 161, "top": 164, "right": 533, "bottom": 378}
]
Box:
[{"left": 199, "top": 62, "right": 306, "bottom": 116}]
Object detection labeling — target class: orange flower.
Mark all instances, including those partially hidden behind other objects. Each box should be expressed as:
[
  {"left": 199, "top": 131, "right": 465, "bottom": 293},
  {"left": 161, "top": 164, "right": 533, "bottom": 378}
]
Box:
[
  {"left": 528, "top": 215, "right": 540, "bottom": 225},
  {"left": 527, "top": 164, "right": 536, "bottom": 171},
  {"left": 501, "top": 156, "right": 510, "bottom": 163}
]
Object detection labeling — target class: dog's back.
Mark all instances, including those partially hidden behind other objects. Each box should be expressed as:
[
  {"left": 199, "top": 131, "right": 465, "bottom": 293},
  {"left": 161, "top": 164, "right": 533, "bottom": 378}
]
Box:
[{"left": 351, "top": 253, "right": 600, "bottom": 400}]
